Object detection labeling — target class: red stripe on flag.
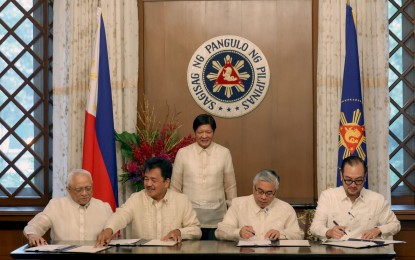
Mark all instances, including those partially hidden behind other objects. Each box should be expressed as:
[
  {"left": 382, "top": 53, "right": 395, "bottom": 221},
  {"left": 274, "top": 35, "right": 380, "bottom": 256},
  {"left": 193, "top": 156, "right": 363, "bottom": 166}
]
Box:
[{"left": 83, "top": 112, "right": 117, "bottom": 211}]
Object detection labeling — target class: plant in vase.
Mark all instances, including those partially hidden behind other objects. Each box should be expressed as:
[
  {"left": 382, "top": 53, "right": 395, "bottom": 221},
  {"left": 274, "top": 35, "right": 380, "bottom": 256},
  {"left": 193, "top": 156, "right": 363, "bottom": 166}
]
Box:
[{"left": 115, "top": 100, "right": 195, "bottom": 191}]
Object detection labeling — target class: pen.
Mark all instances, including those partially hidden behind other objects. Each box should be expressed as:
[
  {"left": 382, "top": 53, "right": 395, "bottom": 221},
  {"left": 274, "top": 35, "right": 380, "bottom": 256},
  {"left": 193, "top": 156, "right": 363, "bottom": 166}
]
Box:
[
  {"left": 333, "top": 220, "right": 348, "bottom": 235},
  {"left": 245, "top": 227, "right": 255, "bottom": 236}
]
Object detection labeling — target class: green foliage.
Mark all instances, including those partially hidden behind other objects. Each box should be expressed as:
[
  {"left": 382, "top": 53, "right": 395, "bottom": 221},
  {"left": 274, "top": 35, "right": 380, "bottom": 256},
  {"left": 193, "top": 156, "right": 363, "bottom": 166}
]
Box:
[{"left": 115, "top": 131, "right": 140, "bottom": 160}]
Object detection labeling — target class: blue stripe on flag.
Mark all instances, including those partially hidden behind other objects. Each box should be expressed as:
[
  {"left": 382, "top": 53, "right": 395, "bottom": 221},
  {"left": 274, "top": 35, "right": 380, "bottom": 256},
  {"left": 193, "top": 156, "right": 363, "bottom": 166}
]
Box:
[{"left": 95, "top": 14, "right": 119, "bottom": 206}]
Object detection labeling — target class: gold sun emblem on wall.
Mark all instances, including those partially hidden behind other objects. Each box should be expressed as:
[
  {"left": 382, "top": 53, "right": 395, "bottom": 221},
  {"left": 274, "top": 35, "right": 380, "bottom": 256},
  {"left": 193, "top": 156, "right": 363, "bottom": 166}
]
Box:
[{"left": 206, "top": 55, "right": 251, "bottom": 98}]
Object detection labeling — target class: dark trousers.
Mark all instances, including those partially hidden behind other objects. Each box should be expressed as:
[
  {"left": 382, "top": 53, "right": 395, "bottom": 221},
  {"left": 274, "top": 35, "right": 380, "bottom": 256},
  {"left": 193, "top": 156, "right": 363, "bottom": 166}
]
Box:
[{"left": 201, "top": 228, "right": 217, "bottom": 240}]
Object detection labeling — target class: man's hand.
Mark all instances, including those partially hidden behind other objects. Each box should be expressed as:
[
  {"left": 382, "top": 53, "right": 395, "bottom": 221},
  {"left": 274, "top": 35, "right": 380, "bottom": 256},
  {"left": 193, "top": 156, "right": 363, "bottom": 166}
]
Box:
[
  {"left": 239, "top": 226, "right": 256, "bottom": 239},
  {"left": 361, "top": 227, "right": 381, "bottom": 240},
  {"left": 27, "top": 234, "right": 48, "bottom": 246},
  {"left": 265, "top": 229, "right": 280, "bottom": 240},
  {"left": 162, "top": 229, "right": 182, "bottom": 242},
  {"left": 95, "top": 228, "right": 114, "bottom": 247},
  {"left": 326, "top": 225, "right": 347, "bottom": 240}
]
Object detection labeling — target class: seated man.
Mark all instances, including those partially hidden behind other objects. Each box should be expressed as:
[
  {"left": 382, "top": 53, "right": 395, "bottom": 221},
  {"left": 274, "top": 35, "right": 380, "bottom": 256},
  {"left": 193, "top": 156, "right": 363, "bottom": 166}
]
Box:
[
  {"left": 96, "top": 157, "right": 202, "bottom": 246},
  {"left": 23, "top": 169, "right": 113, "bottom": 246},
  {"left": 310, "top": 155, "right": 400, "bottom": 241},
  {"left": 215, "top": 169, "right": 304, "bottom": 241}
]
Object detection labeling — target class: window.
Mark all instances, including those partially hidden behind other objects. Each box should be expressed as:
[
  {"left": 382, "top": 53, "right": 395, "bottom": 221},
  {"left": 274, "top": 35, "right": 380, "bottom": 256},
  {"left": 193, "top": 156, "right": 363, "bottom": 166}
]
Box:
[
  {"left": 0, "top": 0, "right": 52, "bottom": 206},
  {"left": 388, "top": 0, "right": 415, "bottom": 204}
]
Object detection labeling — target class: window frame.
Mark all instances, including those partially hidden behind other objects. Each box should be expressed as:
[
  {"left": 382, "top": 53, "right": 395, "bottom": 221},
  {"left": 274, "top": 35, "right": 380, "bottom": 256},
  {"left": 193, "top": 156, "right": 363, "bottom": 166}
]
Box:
[{"left": 0, "top": 0, "right": 53, "bottom": 207}]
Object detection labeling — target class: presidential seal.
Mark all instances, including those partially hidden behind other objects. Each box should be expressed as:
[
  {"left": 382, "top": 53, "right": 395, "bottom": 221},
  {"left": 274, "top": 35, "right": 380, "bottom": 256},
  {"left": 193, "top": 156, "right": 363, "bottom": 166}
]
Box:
[{"left": 187, "top": 35, "right": 270, "bottom": 118}]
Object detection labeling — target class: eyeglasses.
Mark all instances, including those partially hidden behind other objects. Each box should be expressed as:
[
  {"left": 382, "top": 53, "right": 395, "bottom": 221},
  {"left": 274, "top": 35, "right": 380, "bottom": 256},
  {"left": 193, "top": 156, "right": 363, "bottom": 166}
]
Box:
[
  {"left": 343, "top": 179, "right": 364, "bottom": 185},
  {"left": 254, "top": 186, "right": 275, "bottom": 197},
  {"left": 69, "top": 186, "right": 93, "bottom": 193}
]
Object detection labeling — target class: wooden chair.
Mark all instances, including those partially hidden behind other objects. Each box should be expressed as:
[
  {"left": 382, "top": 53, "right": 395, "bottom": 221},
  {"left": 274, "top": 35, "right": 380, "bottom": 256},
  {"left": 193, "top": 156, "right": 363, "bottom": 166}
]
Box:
[{"left": 296, "top": 209, "right": 317, "bottom": 241}]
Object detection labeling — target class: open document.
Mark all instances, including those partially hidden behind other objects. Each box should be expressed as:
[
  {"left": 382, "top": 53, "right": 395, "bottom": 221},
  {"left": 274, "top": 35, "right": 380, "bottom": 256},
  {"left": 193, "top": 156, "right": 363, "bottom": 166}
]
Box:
[
  {"left": 25, "top": 244, "right": 110, "bottom": 253},
  {"left": 64, "top": 245, "right": 110, "bottom": 253},
  {"left": 237, "top": 240, "right": 310, "bottom": 247},
  {"left": 141, "top": 239, "right": 178, "bottom": 246},
  {"left": 278, "top": 240, "right": 311, "bottom": 247},
  {"left": 25, "top": 244, "right": 74, "bottom": 252},
  {"left": 108, "top": 239, "right": 141, "bottom": 246}
]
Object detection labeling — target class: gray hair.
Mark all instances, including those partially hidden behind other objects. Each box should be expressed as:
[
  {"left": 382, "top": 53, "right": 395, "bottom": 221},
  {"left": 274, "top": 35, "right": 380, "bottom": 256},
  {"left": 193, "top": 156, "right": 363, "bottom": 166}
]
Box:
[
  {"left": 252, "top": 169, "right": 280, "bottom": 190},
  {"left": 67, "top": 169, "right": 92, "bottom": 187}
]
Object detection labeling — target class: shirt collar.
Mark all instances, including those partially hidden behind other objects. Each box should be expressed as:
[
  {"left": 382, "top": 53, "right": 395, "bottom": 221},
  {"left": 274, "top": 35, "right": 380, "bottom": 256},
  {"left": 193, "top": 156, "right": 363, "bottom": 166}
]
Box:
[
  {"left": 195, "top": 142, "right": 214, "bottom": 155},
  {"left": 143, "top": 189, "right": 170, "bottom": 204},
  {"left": 67, "top": 196, "right": 90, "bottom": 209},
  {"left": 83, "top": 201, "right": 91, "bottom": 209},
  {"left": 339, "top": 188, "right": 349, "bottom": 201},
  {"left": 250, "top": 195, "right": 275, "bottom": 214},
  {"left": 357, "top": 188, "right": 367, "bottom": 201},
  {"left": 162, "top": 189, "right": 171, "bottom": 203},
  {"left": 339, "top": 187, "right": 366, "bottom": 202}
]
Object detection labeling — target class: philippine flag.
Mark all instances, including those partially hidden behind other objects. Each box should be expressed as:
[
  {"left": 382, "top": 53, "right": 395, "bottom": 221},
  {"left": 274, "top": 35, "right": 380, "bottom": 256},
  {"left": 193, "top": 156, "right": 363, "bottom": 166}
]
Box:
[{"left": 82, "top": 8, "right": 118, "bottom": 211}]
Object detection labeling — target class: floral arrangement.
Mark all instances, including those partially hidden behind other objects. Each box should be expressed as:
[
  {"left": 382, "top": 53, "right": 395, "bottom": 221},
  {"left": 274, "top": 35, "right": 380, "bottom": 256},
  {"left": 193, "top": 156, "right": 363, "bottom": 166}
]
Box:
[{"left": 115, "top": 99, "right": 195, "bottom": 191}]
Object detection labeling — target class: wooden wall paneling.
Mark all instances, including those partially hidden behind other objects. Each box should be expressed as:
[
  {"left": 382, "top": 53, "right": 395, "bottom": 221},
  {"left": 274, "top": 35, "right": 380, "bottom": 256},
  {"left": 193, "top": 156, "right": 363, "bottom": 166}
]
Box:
[
  {"left": 141, "top": 0, "right": 314, "bottom": 202},
  {"left": 394, "top": 229, "right": 415, "bottom": 260},
  {"left": 1, "top": 229, "right": 25, "bottom": 260},
  {"left": 393, "top": 206, "right": 415, "bottom": 259}
]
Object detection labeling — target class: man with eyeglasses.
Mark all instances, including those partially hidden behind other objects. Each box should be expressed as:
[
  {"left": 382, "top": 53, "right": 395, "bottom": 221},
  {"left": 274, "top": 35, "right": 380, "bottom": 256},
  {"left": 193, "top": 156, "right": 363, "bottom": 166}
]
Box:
[
  {"left": 23, "top": 169, "right": 113, "bottom": 246},
  {"left": 215, "top": 169, "right": 304, "bottom": 241},
  {"left": 310, "top": 155, "right": 400, "bottom": 241}
]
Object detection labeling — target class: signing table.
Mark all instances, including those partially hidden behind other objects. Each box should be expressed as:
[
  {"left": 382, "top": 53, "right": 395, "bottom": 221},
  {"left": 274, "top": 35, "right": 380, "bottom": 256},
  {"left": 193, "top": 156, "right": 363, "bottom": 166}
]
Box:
[{"left": 10, "top": 240, "right": 396, "bottom": 259}]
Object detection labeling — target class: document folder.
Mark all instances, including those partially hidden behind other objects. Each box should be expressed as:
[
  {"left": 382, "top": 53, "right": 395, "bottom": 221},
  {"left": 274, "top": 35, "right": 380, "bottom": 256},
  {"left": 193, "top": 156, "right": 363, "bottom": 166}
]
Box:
[
  {"left": 323, "top": 238, "right": 406, "bottom": 249},
  {"left": 25, "top": 244, "right": 74, "bottom": 252},
  {"left": 25, "top": 244, "right": 110, "bottom": 253},
  {"left": 108, "top": 238, "right": 178, "bottom": 247}
]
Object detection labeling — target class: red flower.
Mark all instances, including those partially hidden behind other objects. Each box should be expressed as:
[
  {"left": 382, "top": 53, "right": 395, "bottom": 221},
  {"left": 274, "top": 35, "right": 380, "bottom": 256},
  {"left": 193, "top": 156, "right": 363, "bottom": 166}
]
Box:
[{"left": 118, "top": 121, "right": 195, "bottom": 192}]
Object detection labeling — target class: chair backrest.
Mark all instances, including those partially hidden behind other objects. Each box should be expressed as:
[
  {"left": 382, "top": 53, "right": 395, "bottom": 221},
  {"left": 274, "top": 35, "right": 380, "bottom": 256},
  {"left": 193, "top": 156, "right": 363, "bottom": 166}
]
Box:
[{"left": 296, "top": 209, "right": 317, "bottom": 241}]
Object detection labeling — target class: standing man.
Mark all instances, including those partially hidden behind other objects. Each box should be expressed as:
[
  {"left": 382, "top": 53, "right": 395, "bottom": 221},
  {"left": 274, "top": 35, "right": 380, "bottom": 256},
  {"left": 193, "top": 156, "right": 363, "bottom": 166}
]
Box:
[
  {"left": 310, "top": 155, "right": 400, "bottom": 240},
  {"left": 96, "top": 157, "right": 201, "bottom": 246},
  {"left": 23, "top": 169, "right": 113, "bottom": 246},
  {"left": 215, "top": 169, "right": 303, "bottom": 241},
  {"left": 171, "top": 113, "right": 237, "bottom": 240}
]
